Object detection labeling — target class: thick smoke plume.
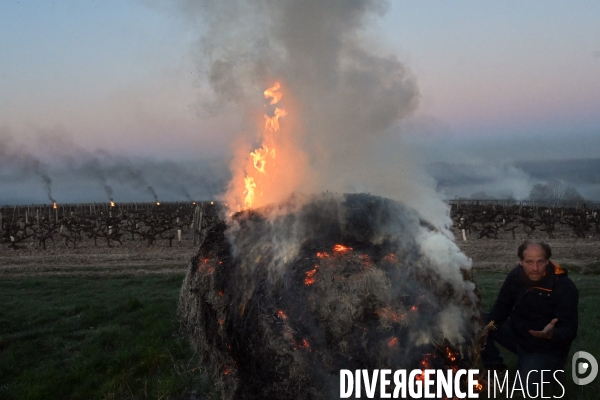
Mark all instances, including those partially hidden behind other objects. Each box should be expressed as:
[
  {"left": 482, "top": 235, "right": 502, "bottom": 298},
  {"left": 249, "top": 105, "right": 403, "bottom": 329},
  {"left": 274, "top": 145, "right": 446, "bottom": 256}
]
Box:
[
  {"left": 177, "top": 0, "right": 453, "bottom": 227},
  {"left": 174, "top": 3, "right": 487, "bottom": 398}
]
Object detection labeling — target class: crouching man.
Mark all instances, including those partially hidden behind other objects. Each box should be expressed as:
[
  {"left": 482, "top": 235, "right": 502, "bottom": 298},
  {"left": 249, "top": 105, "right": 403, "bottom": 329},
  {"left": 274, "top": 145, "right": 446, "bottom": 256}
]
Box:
[{"left": 482, "top": 240, "right": 579, "bottom": 394}]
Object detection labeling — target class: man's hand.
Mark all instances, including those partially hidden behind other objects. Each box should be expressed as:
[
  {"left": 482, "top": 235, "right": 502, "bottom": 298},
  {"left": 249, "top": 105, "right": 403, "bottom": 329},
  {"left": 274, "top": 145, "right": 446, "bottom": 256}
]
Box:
[{"left": 529, "top": 318, "right": 558, "bottom": 339}]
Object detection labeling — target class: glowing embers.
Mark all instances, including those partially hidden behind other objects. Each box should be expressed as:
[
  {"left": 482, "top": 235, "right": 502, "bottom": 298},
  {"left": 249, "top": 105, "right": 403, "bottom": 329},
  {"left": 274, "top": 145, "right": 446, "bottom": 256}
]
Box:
[
  {"left": 415, "top": 355, "right": 433, "bottom": 381},
  {"left": 179, "top": 194, "right": 483, "bottom": 398},
  {"left": 375, "top": 307, "right": 406, "bottom": 324},
  {"left": 316, "top": 251, "right": 330, "bottom": 259},
  {"left": 197, "top": 257, "right": 215, "bottom": 274},
  {"left": 384, "top": 253, "right": 397, "bottom": 262},
  {"left": 333, "top": 244, "right": 353, "bottom": 254},
  {"left": 276, "top": 308, "right": 312, "bottom": 353},
  {"left": 304, "top": 265, "right": 319, "bottom": 285},
  {"left": 296, "top": 338, "right": 311, "bottom": 351},
  {"left": 445, "top": 346, "right": 457, "bottom": 363},
  {"left": 277, "top": 310, "right": 288, "bottom": 320},
  {"left": 314, "top": 244, "right": 353, "bottom": 259}
]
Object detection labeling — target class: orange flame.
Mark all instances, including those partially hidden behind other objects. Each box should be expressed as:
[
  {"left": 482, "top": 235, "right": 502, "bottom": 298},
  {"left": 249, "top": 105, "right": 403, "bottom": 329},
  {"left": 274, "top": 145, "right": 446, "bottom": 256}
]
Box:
[
  {"left": 243, "top": 176, "right": 257, "bottom": 209},
  {"left": 264, "top": 107, "right": 288, "bottom": 132},
  {"left": 110, "top": 201, "right": 115, "bottom": 207},
  {"left": 232, "top": 82, "right": 287, "bottom": 211},
  {"left": 316, "top": 251, "right": 330, "bottom": 258},
  {"left": 223, "top": 81, "right": 313, "bottom": 212},
  {"left": 53, "top": 202, "right": 57, "bottom": 209},
  {"left": 250, "top": 146, "right": 275, "bottom": 174},
  {"left": 388, "top": 337, "right": 399, "bottom": 347},
  {"left": 264, "top": 81, "right": 282, "bottom": 105}
]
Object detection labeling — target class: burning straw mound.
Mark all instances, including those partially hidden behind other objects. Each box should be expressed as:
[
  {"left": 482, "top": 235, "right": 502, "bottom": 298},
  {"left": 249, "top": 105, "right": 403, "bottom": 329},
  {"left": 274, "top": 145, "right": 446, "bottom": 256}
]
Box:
[{"left": 179, "top": 193, "right": 482, "bottom": 399}]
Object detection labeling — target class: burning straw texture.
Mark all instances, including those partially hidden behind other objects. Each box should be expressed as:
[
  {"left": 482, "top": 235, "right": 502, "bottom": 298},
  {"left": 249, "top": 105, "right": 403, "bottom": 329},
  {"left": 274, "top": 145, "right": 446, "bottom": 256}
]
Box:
[{"left": 178, "top": 193, "right": 482, "bottom": 399}]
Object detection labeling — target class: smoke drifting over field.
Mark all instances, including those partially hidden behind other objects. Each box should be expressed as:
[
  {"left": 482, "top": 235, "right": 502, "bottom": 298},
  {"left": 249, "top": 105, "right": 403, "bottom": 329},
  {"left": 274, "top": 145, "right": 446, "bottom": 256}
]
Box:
[
  {"left": 0, "top": 128, "right": 56, "bottom": 203},
  {"left": 0, "top": 128, "right": 227, "bottom": 204},
  {"left": 424, "top": 159, "right": 600, "bottom": 201}
]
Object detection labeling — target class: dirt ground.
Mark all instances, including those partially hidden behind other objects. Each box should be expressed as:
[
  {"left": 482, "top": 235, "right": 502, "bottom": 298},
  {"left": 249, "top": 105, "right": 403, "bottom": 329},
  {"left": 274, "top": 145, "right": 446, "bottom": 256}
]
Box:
[
  {"left": 0, "top": 236, "right": 197, "bottom": 277},
  {"left": 456, "top": 237, "right": 600, "bottom": 273},
  {"left": 1, "top": 227, "right": 599, "bottom": 277}
]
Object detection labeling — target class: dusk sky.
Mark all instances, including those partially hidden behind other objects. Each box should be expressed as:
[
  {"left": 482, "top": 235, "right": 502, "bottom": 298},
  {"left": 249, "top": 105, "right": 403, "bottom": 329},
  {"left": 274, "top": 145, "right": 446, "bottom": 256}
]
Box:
[{"left": 1, "top": 0, "right": 599, "bottom": 204}]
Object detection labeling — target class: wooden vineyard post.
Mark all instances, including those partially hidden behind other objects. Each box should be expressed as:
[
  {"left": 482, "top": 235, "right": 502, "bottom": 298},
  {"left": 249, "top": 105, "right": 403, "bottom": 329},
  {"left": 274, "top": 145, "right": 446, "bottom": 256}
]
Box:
[
  {"left": 193, "top": 204, "right": 204, "bottom": 246},
  {"left": 519, "top": 202, "right": 522, "bottom": 215},
  {"left": 192, "top": 206, "right": 198, "bottom": 246}
]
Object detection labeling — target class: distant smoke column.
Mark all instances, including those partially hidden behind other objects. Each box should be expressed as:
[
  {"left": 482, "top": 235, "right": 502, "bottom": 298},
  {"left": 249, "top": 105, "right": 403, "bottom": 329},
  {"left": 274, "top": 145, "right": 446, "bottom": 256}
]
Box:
[
  {"left": 105, "top": 184, "right": 114, "bottom": 200},
  {"left": 110, "top": 163, "right": 158, "bottom": 201},
  {"left": 147, "top": 186, "right": 158, "bottom": 201},
  {"left": 40, "top": 173, "right": 55, "bottom": 203},
  {"left": 30, "top": 159, "right": 56, "bottom": 203}
]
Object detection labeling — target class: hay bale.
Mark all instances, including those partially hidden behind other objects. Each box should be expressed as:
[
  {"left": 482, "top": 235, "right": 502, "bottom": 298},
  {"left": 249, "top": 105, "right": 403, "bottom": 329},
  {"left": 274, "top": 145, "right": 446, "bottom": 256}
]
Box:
[{"left": 178, "top": 193, "right": 482, "bottom": 399}]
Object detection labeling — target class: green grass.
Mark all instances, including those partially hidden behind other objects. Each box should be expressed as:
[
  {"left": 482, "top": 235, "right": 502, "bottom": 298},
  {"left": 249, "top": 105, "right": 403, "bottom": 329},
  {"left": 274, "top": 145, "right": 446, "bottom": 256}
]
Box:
[
  {"left": 3, "top": 264, "right": 187, "bottom": 275},
  {"left": 1, "top": 270, "right": 597, "bottom": 399},
  {"left": 0, "top": 274, "right": 213, "bottom": 400},
  {"left": 475, "top": 269, "right": 600, "bottom": 399}
]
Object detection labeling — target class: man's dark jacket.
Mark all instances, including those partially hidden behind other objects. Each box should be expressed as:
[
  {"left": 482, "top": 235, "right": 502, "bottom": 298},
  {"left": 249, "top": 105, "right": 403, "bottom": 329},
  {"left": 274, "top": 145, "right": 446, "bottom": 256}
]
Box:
[{"left": 486, "top": 262, "right": 578, "bottom": 357}]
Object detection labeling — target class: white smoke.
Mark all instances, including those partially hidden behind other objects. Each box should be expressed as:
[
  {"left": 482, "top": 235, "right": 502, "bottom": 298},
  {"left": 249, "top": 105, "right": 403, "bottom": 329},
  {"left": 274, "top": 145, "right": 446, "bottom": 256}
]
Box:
[{"left": 171, "top": 1, "right": 459, "bottom": 223}]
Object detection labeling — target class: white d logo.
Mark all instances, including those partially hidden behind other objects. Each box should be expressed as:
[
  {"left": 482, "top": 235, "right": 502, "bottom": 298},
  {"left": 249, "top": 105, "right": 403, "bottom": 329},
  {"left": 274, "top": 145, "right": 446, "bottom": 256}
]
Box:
[{"left": 572, "top": 351, "right": 598, "bottom": 386}]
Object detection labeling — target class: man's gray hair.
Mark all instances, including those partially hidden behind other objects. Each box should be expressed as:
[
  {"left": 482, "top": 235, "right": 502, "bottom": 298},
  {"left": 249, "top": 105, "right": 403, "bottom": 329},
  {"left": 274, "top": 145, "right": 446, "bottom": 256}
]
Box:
[{"left": 518, "top": 240, "right": 552, "bottom": 260}]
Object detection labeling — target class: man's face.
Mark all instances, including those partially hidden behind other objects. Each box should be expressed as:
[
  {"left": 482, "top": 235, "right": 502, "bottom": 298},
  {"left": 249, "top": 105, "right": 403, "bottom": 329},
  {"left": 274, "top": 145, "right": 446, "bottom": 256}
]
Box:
[{"left": 520, "top": 244, "right": 549, "bottom": 281}]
